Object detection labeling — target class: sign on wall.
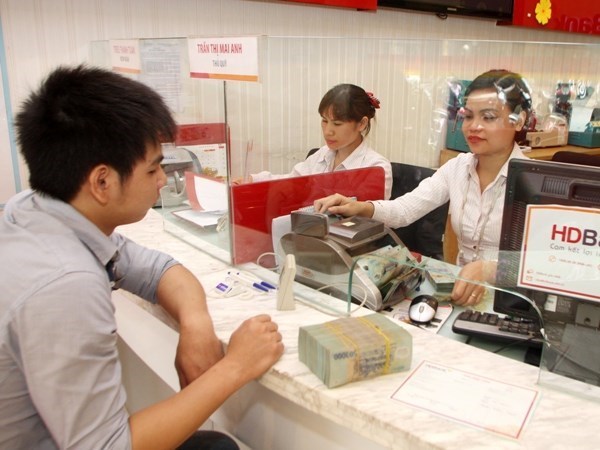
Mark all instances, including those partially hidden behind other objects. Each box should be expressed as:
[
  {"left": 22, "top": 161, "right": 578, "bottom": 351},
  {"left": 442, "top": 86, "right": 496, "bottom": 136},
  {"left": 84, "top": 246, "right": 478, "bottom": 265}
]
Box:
[
  {"left": 187, "top": 36, "right": 259, "bottom": 82},
  {"left": 109, "top": 40, "right": 141, "bottom": 74},
  {"left": 511, "top": 0, "right": 600, "bottom": 35}
]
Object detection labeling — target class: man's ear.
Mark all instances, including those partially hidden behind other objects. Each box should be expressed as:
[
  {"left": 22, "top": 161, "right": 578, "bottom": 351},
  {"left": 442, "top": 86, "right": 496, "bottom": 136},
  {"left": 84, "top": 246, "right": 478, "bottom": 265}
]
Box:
[{"left": 87, "top": 165, "right": 115, "bottom": 205}]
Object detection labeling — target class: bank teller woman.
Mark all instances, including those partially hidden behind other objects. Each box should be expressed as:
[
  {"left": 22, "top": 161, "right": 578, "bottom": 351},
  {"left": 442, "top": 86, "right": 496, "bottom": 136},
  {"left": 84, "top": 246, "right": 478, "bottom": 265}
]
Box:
[
  {"left": 249, "top": 83, "right": 393, "bottom": 200},
  {"left": 314, "top": 69, "right": 534, "bottom": 306}
]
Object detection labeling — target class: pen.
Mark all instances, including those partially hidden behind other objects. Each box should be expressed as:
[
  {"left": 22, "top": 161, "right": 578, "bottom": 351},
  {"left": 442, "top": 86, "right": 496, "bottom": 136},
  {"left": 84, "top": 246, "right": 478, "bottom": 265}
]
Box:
[
  {"left": 228, "top": 271, "right": 276, "bottom": 291},
  {"left": 227, "top": 272, "right": 270, "bottom": 292}
]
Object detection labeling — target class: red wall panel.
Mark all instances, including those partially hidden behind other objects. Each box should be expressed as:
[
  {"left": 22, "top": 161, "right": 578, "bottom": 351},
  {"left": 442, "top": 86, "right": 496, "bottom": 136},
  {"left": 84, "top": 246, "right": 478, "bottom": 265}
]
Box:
[
  {"left": 281, "top": 0, "right": 376, "bottom": 10},
  {"left": 511, "top": 0, "right": 600, "bottom": 35}
]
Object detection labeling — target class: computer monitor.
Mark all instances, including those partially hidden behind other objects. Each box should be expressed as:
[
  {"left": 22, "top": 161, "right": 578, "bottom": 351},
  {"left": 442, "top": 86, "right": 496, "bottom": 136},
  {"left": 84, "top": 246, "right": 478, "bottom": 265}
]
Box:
[
  {"left": 495, "top": 158, "right": 600, "bottom": 385},
  {"left": 495, "top": 158, "right": 600, "bottom": 326}
]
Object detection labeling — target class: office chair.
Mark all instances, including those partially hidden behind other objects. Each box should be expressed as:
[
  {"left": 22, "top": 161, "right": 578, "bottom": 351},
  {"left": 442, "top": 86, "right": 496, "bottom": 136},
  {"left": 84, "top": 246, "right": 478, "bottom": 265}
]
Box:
[
  {"left": 304, "top": 151, "right": 449, "bottom": 260},
  {"left": 306, "top": 147, "right": 319, "bottom": 158},
  {"left": 551, "top": 150, "right": 600, "bottom": 167},
  {"left": 390, "top": 162, "right": 449, "bottom": 261}
]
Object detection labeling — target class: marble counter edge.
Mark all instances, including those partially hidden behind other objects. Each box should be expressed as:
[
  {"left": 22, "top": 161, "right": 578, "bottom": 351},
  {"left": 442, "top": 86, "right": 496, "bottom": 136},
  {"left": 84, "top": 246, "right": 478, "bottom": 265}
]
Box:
[{"left": 114, "top": 209, "right": 600, "bottom": 450}]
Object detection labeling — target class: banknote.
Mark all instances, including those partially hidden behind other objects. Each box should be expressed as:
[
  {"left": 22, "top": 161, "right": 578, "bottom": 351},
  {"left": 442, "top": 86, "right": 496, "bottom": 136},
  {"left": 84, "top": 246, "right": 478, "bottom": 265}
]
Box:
[{"left": 298, "top": 314, "right": 412, "bottom": 388}]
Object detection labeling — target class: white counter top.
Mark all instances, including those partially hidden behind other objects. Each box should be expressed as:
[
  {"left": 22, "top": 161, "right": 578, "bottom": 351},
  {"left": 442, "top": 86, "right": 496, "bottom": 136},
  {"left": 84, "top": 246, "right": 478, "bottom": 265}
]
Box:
[{"left": 114, "top": 209, "right": 600, "bottom": 450}]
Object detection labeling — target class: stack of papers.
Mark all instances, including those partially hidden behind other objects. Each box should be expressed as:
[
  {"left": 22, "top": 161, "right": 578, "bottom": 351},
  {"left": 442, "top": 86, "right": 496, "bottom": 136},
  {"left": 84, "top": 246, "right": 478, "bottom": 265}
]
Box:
[
  {"left": 172, "top": 209, "right": 224, "bottom": 227},
  {"left": 298, "top": 314, "right": 412, "bottom": 388},
  {"left": 172, "top": 172, "right": 228, "bottom": 228}
]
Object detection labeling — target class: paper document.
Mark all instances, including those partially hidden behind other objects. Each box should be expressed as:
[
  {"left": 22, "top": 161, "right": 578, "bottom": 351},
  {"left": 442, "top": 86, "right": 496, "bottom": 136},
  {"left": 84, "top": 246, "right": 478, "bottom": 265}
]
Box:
[
  {"left": 184, "top": 171, "right": 228, "bottom": 212},
  {"left": 569, "top": 106, "right": 594, "bottom": 132},
  {"left": 391, "top": 360, "right": 539, "bottom": 439},
  {"left": 172, "top": 209, "right": 222, "bottom": 228}
]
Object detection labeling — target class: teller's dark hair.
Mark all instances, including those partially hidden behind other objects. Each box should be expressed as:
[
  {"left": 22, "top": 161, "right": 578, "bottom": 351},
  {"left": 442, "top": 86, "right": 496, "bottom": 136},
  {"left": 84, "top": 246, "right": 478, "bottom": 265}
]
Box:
[
  {"left": 15, "top": 65, "right": 177, "bottom": 201},
  {"left": 318, "top": 84, "right": 378, "bottom": 136}
]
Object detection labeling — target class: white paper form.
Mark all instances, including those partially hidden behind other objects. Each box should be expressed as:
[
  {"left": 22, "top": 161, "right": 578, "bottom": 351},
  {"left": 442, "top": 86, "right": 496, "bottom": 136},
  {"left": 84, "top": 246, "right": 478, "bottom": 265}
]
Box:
[
  {"left": 569, "top": 107, "right": 595, "bottom": 132},
  {"left": 172, "top": 209, "right": 222, "bottom": 227},
  {"left": 173, "top": 172, "right": 228, "bottom": 228},
  {"left": 193, "top": 175, "right": 228, "bottom": 212},
  {"left": 391, "top": 361, "right": 539, "bottom": 439},
  {"left": 184, "top": 172, "right": 228, "bottom": 213}
]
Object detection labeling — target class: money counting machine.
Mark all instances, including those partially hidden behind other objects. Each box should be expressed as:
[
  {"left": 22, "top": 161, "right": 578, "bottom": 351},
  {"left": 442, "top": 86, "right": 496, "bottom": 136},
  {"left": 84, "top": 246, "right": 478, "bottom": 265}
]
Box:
[{"left": 279, "top": 211, "right": 426, "bottom": 311}]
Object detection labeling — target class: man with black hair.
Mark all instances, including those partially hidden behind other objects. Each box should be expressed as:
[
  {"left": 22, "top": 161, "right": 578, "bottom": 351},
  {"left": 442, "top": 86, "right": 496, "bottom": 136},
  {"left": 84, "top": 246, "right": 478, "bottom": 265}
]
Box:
[{"left": 0, "top": 65, "right": 284, "bottom": 450}]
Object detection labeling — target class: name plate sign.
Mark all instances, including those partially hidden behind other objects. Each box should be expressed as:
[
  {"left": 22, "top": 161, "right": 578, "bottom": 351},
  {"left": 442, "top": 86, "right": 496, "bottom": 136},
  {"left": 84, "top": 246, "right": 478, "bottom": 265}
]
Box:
[
  {"left": 187, "top": 36, "right": 259, "bottom": 82},
  {"left": 109, "top": 39, "right": 141, "bottom": 74}
]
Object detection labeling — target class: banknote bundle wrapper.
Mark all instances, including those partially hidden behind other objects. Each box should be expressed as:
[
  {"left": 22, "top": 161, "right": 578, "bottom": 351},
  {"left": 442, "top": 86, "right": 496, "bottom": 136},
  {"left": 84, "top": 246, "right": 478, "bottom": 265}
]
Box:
[{"left": 298, "top": 313, "right": 412, "bottom": 388}]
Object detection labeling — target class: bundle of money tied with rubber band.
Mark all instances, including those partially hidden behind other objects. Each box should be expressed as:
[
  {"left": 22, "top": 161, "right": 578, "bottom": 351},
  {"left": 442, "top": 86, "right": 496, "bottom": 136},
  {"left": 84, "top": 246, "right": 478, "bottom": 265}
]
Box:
[{"left": 298, "top": 314, "right": 412, "bottom": 388}]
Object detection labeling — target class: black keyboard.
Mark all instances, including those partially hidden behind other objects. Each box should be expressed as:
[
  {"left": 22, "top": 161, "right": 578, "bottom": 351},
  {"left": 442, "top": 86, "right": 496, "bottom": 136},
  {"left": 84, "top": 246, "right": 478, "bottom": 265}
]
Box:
[{"left": 452, "top": 309, "right": 543, "bottom": 347}]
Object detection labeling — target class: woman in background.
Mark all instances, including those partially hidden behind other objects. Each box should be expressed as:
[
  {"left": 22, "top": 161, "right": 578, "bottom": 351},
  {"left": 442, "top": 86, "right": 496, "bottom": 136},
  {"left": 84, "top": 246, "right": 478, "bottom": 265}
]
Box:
[
  {"left": 249, "top": 83, "right": 393, "bottom": 199},
  {"left": 314, "top": 70, "right": 534, "bottom": 306}
]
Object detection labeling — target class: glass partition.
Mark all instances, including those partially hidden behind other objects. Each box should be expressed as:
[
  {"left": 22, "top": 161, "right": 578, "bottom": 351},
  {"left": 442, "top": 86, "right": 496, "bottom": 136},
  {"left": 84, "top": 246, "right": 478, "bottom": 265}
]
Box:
[
  {"left": 324, "top": 239, "right": 600, "bottom": 400},
  {"left": 91, "top": 38, "right": 232, "bottom": 263},
  {"left": 91, "top": 39, "right": 600, "bottom": 396},
  {"left": 92, "top": 37, "right": 600, "bottom": 269}
]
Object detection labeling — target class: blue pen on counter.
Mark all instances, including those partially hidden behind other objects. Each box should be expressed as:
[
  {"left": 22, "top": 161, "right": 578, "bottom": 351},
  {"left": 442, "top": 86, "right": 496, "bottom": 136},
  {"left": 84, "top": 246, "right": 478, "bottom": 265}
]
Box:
[
  {"left": 228, "top": 271, "right": 276, "bottom": 291},
  {"left": 227, "top": 272, "right": 270, "bottom": 293}
]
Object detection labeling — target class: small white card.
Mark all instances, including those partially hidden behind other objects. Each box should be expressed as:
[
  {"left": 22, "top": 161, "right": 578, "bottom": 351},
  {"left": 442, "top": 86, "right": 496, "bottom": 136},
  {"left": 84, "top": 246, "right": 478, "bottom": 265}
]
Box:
[{"left": 391, "top": 361, "right": 539, "bottom": 439}]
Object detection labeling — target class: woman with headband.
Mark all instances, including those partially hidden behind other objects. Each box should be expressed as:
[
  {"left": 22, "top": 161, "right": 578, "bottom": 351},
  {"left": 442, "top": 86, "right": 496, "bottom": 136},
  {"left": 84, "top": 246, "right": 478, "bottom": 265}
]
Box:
[
  {"left": 314, "top": 70, "right": 533, "bottom": 306},
  {"left": 248, "top": 83, "right": 393, "bottom": 199}
]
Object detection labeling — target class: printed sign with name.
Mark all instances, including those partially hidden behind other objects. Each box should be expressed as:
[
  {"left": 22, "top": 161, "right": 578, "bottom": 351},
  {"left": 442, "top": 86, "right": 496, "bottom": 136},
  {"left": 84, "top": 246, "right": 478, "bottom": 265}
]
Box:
[
  {"left": 518, "top": 204, "right": 600, "bottom": 302},
  {"left": 187, "top": 36, "right": 259, "bottom": 82},
  {"left": 109, "top": 39, "right": 141, "bottom": 74}
]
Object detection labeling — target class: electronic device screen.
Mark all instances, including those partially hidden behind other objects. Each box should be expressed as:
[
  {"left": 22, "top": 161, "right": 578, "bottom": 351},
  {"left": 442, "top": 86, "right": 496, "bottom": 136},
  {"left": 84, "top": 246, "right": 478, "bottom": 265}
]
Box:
[
  {"left": 377, "top": 0, "right": 513, "bottom": 20},
  {"left": 494, "top": 158, "right": 600, "bottom": 325}
]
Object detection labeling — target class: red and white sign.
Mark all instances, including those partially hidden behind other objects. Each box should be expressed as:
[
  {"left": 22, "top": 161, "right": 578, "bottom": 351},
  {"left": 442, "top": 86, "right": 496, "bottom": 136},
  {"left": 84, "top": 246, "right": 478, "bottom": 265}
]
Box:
[
  {"left": 518, "top": 204, "right": 600, "bottom": 302},
  {"left": 187, "top": 37, "right": 259, "bottom": 82},
  {"left": 109, "top": 40, "right": 141, "bottom": 74}
]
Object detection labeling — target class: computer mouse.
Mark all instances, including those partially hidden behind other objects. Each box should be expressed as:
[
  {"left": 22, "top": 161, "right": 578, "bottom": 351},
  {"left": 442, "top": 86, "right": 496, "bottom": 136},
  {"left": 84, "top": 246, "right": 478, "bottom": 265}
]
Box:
[{"left": 408, "top": 294, "right": 439, "bottom": 324}]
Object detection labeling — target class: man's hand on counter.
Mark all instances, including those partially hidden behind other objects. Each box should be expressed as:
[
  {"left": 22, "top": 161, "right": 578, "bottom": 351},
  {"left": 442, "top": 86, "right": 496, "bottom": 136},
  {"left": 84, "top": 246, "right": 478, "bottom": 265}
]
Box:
[{"left": 225, "top": 314, "right": 284, "bottom": 381}]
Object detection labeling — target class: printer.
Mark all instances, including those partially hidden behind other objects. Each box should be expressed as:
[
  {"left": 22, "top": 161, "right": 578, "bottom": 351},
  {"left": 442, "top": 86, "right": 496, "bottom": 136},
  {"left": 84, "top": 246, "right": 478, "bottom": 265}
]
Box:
[{"left": 278, "top": 212, "right": 426, "bottom": 311}]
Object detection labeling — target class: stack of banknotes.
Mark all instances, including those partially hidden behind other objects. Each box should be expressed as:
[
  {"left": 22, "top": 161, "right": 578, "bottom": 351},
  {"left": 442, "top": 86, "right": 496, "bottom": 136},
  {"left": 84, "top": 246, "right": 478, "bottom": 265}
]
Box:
[{"left": 298, "top": 313, "right": 412, "bottom": 388}]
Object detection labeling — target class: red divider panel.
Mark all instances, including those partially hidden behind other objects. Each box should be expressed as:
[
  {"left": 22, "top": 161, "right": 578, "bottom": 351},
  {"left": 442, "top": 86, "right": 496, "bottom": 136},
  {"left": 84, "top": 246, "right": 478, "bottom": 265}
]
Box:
[{"left": 230, "top": 166, "right": 385, "bottom": 265}]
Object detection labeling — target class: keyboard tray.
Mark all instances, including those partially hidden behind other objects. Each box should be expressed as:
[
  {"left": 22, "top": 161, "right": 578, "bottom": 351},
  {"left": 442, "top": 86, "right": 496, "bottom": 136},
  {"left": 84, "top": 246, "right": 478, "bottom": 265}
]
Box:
[{"left": 452, "top": 310, "right": 543, "bottom": 347}]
